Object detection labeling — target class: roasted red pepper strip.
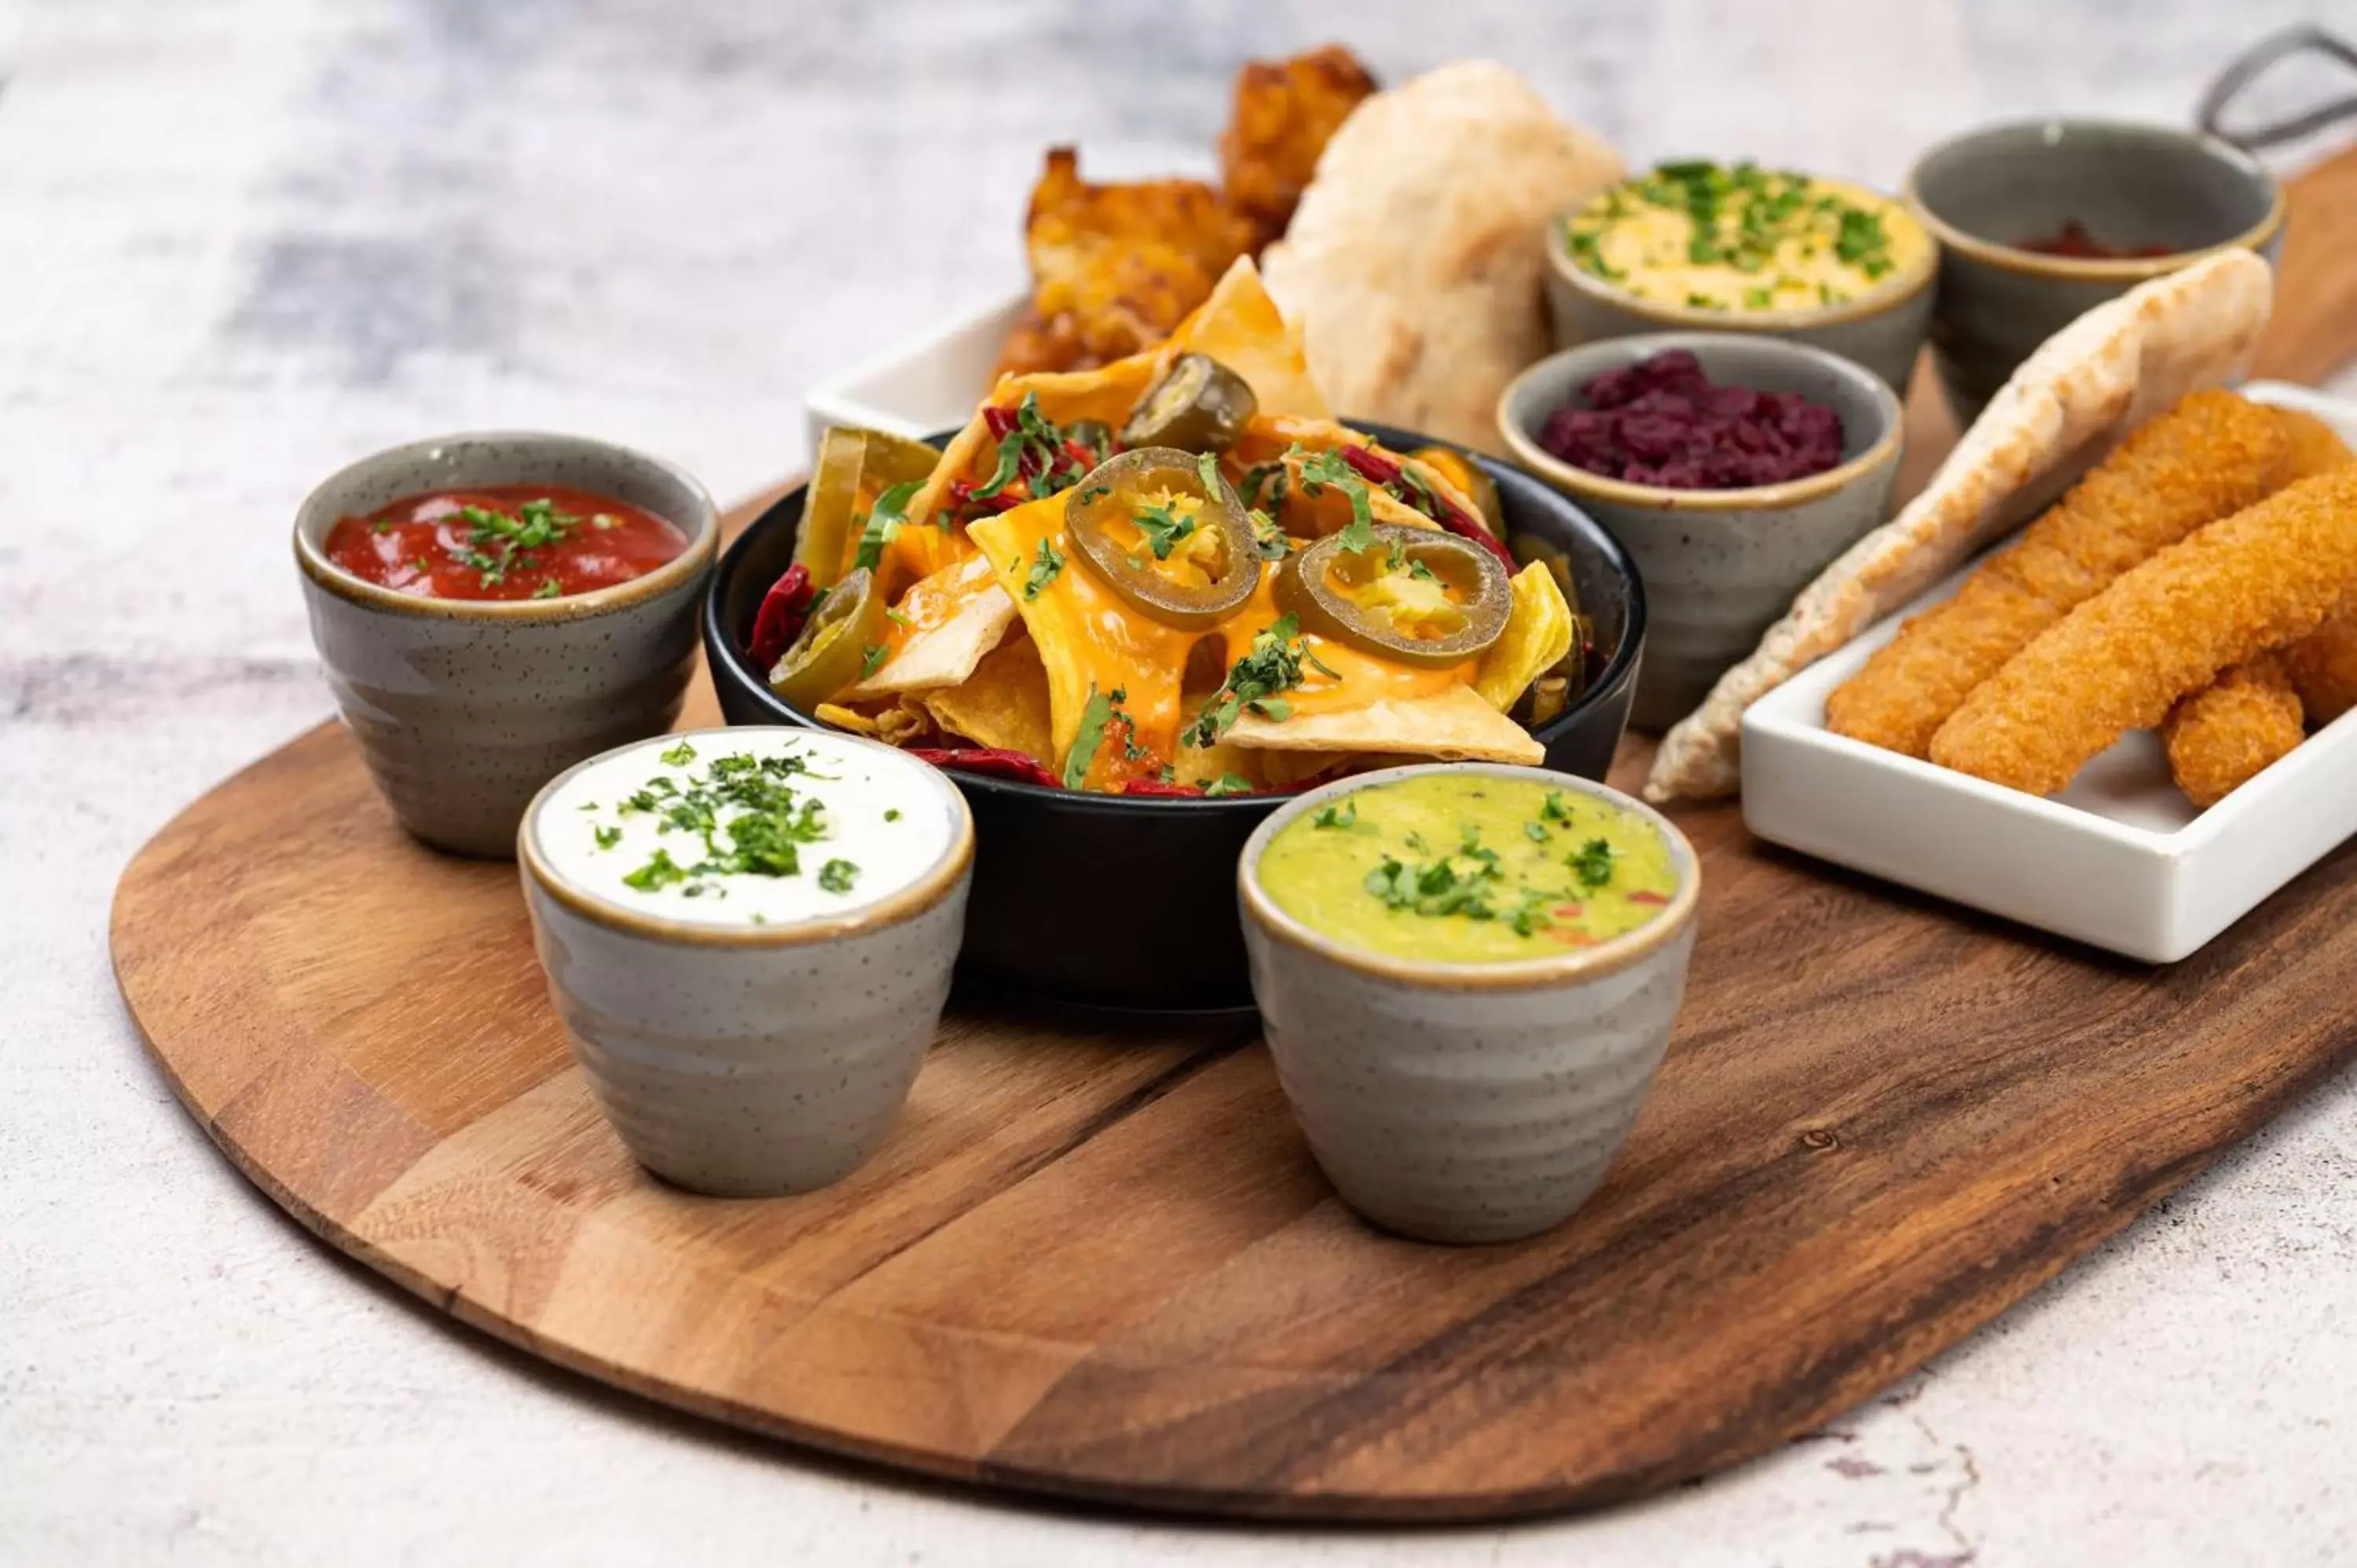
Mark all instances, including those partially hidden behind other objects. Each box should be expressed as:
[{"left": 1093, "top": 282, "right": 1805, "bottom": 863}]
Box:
[
  {"left": 747, "top": 563, "right": 815, "bottom": 674},
  {"left": 1340, "top": 445, "right": 1514, "bottom": 570},
  {"left": 1118, "top": 779, "right": 1207, "bottom": 797},
  {"left": 905, "top": 746, "right": 1062, "bottom": 789}
]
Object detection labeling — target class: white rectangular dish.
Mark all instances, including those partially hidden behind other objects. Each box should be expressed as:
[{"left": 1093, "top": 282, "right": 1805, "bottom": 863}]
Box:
[
  {"left": 804, "top": 289, "right": 1028, "bottom": 453},
  {"left": 1742, "top": 380, "right": 2357, "bottom": 963}
]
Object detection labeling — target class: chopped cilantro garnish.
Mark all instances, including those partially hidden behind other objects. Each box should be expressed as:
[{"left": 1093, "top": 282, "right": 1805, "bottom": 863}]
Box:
[
  {"left": 970, "top": 392, "right": 1094, "bottom": 503},
  {"left": 818, "top": 858, "right": 859, "bottom": 894},
  {"left": 530, "top": 580, "right": 563, "bottom": 599},
  {"left": 1541, "top": 791, "right": 1574, "bottom": 824},
  {"left": 1024, "top": 537, "right": 1065, "bottom": 599},
  {"left": 659, "top": 740, "right": 697, "bottom": 767},
  {"left": 885, "top": 607, "right": 912, "bottom": 628},
  {"left": 1204, "top": 773, "right": 1255, "bottom": 797},
  {"left": 592, "top": 825, "right": 622, "bottom": 849},
  {"left": 1571, "top": 837, "right": 1616, "bottom": 888},
  {"left": 1313, "top": 800, "right": 1358, "bottom": 830},
  {"left": 1524, "top": 821, "right": 1550, "bottom": 844},
  {"left": 1294, "top": 446, "right": 1376, "bottom": 554},
  {"left": 883, "top": 808, "right": 900, "bottom": 822},
  {"left": 859, "top": 643, "right": 888, "bottom": 678},
  {"left": 1065, "top": 685, "right": 1116, "bottom": 789},
  {"left": 1184, "top": 613, "right": 1322, "bottom": 748},
  {"left": 622, "top": 848, "right": 689, "bottom": 892},
  {"left": 1131, "top": 499, "right": 1197, "bottom": 561},
  {"left": 852, "top": 480, "right": 923, "bottom": 572}
]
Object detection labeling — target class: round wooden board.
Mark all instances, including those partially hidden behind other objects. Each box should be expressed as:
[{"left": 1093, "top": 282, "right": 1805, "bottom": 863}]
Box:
[{"left": 112, "top": 704, "right": 2357, "bottom": 1520}]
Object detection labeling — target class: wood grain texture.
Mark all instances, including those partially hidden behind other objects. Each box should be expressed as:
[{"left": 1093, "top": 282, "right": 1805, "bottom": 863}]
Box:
[
  {"left": 2252, "top": 142, "right": 2357, "bottom": 385},
  {"left": 110, "top": 499, "right": 2357, "bottom": 1519}
]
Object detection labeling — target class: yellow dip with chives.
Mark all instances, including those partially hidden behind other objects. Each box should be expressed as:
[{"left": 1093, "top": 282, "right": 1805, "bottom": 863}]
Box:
[
  {"left": 1255, "top": 774, "right": 1680, "bottom": 964},
  {"left": 1564, "top": 161, "right": 1930, "bottom": 313}
]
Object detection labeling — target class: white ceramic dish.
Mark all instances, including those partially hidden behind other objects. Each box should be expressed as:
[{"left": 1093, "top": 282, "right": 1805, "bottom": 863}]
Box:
[
  {"left": 805, "top": 289, "right": 1028, "bottom": 452},
  {"left": 1740, "top": 380, "right": 2357, "bottom": 963}
]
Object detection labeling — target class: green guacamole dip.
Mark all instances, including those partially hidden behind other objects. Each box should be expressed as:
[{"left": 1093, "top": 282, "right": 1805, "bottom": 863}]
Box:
[{"left": 1255, "top": 773, "right": 1680, "bottom": 965}]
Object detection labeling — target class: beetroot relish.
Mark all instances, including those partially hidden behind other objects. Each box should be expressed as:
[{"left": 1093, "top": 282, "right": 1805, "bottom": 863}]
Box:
[{"left": 1539, "top": 350, "right": 1846, "bottom": 490}]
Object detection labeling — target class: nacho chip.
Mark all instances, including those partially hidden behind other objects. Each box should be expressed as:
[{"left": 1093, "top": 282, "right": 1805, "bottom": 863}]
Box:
[
  {"left": 1229, "top": 414, "right": 1484, "bottom": 539},
  {"left": 918, "top": 631, "right": 1055, "bottom": 764},
  {"left": 911, "top": 354, "right": 1164, "bottom": 533},
  {"left": 1160, "top": 257, "right": 1332, "bottom": 422},
  {"left": 1475, "top": 562, "right": 1577, "bottom": 711},
  {"left": 1226, "top": 683, "right": 1545, "bottom": 764},
  {"left": 843, "top": 553, "right": 1018, "bottom": 699},
  {"left": 812, "top": 702, "right": 879, "bottom": 737}
]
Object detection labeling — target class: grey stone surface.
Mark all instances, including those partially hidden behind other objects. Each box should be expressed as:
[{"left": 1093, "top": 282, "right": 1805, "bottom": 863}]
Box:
[{"left": 5, "top": 2, "right": 2353, "bottom": 1563}]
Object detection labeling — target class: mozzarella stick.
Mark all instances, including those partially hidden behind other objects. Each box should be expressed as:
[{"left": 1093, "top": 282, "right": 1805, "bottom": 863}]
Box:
[
  {"left": 2161, "top": 653, "right": 2305, "bottom": 808},
  {"left": 1825, "top": 390, "right": 2289, "bottom": 757},
  {"left": 2282, "top": 608, "right": 2357, "bottom": 724},
  {"left": 1930, "top": 468, "right": 2357, "bottom": 796}
]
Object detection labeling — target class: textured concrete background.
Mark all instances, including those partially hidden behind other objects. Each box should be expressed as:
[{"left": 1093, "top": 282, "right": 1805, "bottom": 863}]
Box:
[{"left": 5, "top": 2, "right": 2355, "bottom": 1563}]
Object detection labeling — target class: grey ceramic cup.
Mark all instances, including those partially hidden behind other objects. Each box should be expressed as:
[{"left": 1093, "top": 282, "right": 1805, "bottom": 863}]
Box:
[
  {"left": 1238, "top": 764, "right": 1700, "bottom": 1245},
  {"left": 1497, "top": 332, "right": 1904, "bottom": 732},
  {"left": 1906, "top": 119, "right": 2285, "bottom": 423},
  {"left": 518, "top": 727, "right": 974, "bottom": 1197},
  {"left": 293, "top": 431, "right": 719, "bottom": 858},
  {"left": 1543, "top": 191, "right": 1936, "bottom": 393}
]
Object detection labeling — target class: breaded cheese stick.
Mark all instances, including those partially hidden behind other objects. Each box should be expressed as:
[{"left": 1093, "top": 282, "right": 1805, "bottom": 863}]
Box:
[
  {"left": 1825, "top": 390, "right": 2289, "bottom": 757},
  {"left": 2282, "top": 607, "right": 2357, "bottom": 724},
  {"left": 1930, "top": 468, "right": 2357, "bottom": 796},
  {"left": 2275, "top": 406, "right": 2357, "bottom": 481},
  {"left": 2161, "top": 653, "right": 2305, "bottom": 808}
]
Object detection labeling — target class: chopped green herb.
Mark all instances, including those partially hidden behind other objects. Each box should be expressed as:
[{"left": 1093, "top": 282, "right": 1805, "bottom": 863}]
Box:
[
  {"left": 818, "top": 858, "right": 860, "bottom": 894},
  {"left": 885, "top": 607, "right": 912, "bottom": 628},
  {"left": 1541, "top": 791, "right": 1574, "bottom": 825},
  {"left": 1524, "top": 821, "right": 1550, "bottom": 844},
  {"left": 530, "top": 580, "right": 562, "bottom": 599},
  {"left": 1204, "top": 772, "right": 1255, "bottom": 797},
  {"left": 1131, "top": 498, "right": 1197, "bottom": 561},
  {"left": 659, "top": 741, "right": 697, "bottom": 767},
  {"left": 860, "top": 643, "right": 889, "bottom": 679},
  {"left": 1571, "top": 837, "right": 1616, "bottom": 888},
  {"left": 852, "top": 480, "right": 924, "bottom": 572},
  {"left": 1024, "top": 537, "right": 1065, "bottom": 599},
  {"left": 883, "top": 808, "right": 901, "bottom": 822},
  {"left": 593, "top": 825, "right": 622, "bottom": 850},
  {"left": 622, "top": 848, "right": 690, "bottom": 892},
  {"left": 1294, "top": 446, "right": 1376, "bottom": 554},
  {"left": 1064, "top": 686, "right": 1116, "bottom": 789},
  {"left": 1313, "top": 800, "right": 1358, "bottom": 830},
  {"left": 1184, "top": 613, "right": 1323, "bottom": 748}
]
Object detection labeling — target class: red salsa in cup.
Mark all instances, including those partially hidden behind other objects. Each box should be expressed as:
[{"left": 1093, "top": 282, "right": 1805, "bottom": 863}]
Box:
[{"left": 323, "top": 485, "right": 690, "bottom": 601}]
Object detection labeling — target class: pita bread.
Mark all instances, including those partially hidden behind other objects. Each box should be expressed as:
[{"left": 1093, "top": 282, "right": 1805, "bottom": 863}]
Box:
[
  {"left": 1643, "top": 247, "right": 2275, "bottom": 803},
  {"left": 1262, "top": 62, "right": 1622, "bottom": 456},
  {"left": 1227, "top": 683, "right": 1545, "bottom": 764}
]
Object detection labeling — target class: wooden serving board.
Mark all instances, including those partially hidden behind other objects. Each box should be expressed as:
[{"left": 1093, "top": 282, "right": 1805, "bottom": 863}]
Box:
[{"left": 112, "top": 137, "right": 2357, "bottom": 1522}]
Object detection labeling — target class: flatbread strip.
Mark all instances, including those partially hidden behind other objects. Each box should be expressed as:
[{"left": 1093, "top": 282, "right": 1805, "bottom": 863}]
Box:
[
  {"left": 1823, "top": 388, "right": 2289, "bottom": 757},
  {"left": 2161, "top": 653, "right": 2304, "bottom": 808},
  {"left": 1930, "top": 467, "right": 2357, "bottom": 797},
  {"left": 1643, "top": 247, "right": 2275, "bottom": 802}
]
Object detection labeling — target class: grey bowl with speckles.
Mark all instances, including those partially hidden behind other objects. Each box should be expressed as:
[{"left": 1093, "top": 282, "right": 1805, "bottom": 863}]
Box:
[
  {"left": 293, "top": 431, "right": 719, "bottom": 858},
  {"left": 1498, "top": 333, "right": 1904, "bottom": 732},
  {"left": 1238, "top": 764, "right": 1700, "bottom": 1246}
]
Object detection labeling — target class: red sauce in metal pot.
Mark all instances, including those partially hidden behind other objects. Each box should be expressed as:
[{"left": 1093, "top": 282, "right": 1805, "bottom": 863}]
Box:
[
  {"left": 324, "top": 485, "right": 689, "bottom": 601},
  {"left": 2015, "top": 220, "right": 2175, "bottom": 260}
]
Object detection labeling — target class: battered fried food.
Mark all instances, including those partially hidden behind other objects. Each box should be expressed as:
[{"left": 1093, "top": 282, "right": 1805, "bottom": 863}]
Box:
[
  {"left": 994, "top": 149, "right": 1255, "bottom": 378},
  {"left": 1930, "top": 467, "right": 2357, "bottom": 796},
  {"left": 2275, "top": 405, "right": 2357, "bottom": 480},
  {"left": 1824, "top": 389, "right": 2291, "bottom": 757},
  {"left": 1218, "top": 45, "right": 1377, "bottom": 251},
  {"left": 2282, "top": 605, "right": 2357, "bottom": 724},
  {"left": 2161, "top": 653, "right": 2304, "bottom": 808}
]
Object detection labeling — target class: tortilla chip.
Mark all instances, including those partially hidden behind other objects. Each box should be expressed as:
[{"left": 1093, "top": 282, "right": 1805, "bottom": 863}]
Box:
[
  {"left": 812, "top": 702, "right": 879, "bottom": 736},
  {"left": 1646, "top": 247, "right": 2275, "bottom": 802},
  {"left": 1161, "top": 257, "right": 1332, "bottom": 422},
  {"left": 918, "top": 632, "right": 1055, "bottom": 764},
  {"left": 843, "top": 554, "right": 1019, "bottom": 699},
  {"left": 1475, "top": 562, "right": 1576, "bottom": 710},
  {"left": 1230, "top": 413, "right": 1485, "bottom": 537},
  {"left": 1226, "top": 683, "right": 1544, "bottom": 764},
  {"left": 910, "top": 354, "right": 1164, "bottom": 530}
]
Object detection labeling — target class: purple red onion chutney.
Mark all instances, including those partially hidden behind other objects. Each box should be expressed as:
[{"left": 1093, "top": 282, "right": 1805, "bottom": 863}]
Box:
[{"left": 1538, "top": 350, "right": 1846, "bottom": 490}]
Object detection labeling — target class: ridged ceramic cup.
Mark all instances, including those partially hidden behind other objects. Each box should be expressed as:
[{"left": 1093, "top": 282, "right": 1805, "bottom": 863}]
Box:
[
  {"left": 293, "top": 431, "right": 719, "bottom": 858},
  {"left": 1498, "top": 332, "right": 1904, "bottom": 732},
  {"left": 518, "top": 727, "right": 974, "bottom": 1196},
  {"left": 1238, "top": 764, "right": 1701, "bottom": 1245}
]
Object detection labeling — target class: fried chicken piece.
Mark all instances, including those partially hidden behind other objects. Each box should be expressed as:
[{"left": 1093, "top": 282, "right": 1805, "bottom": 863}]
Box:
[
  {"left": 1826, "top": 389, "right": 2291, "bottom": 757},
  {"left": 2161, "top": 653, "right": 2305, "bottom": 808},
  {"left": 992, "top": 148, "right": 1254, "bottom": 379},
  {"left": 1218, "top": 45, "right": 1377, "bottom": 251},
  {"left": 1930, "top": 468, "right": 2357, "bottom": 796}
]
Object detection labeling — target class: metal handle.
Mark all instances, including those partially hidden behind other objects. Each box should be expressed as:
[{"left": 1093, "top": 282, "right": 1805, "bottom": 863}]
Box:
[{"left": 2198, "top": 24, "right": 2357, "bottom": 151}]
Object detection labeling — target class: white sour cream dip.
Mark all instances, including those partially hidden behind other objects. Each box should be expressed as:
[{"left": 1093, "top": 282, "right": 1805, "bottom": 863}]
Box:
[{"left": 529, "top": 728, "right": 959, "bottom": 928}]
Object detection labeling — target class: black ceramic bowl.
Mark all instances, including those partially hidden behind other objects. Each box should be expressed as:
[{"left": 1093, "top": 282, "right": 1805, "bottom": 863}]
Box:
[{"left": 705, "top": 422, "right": 1645, "bottom": 1014}]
